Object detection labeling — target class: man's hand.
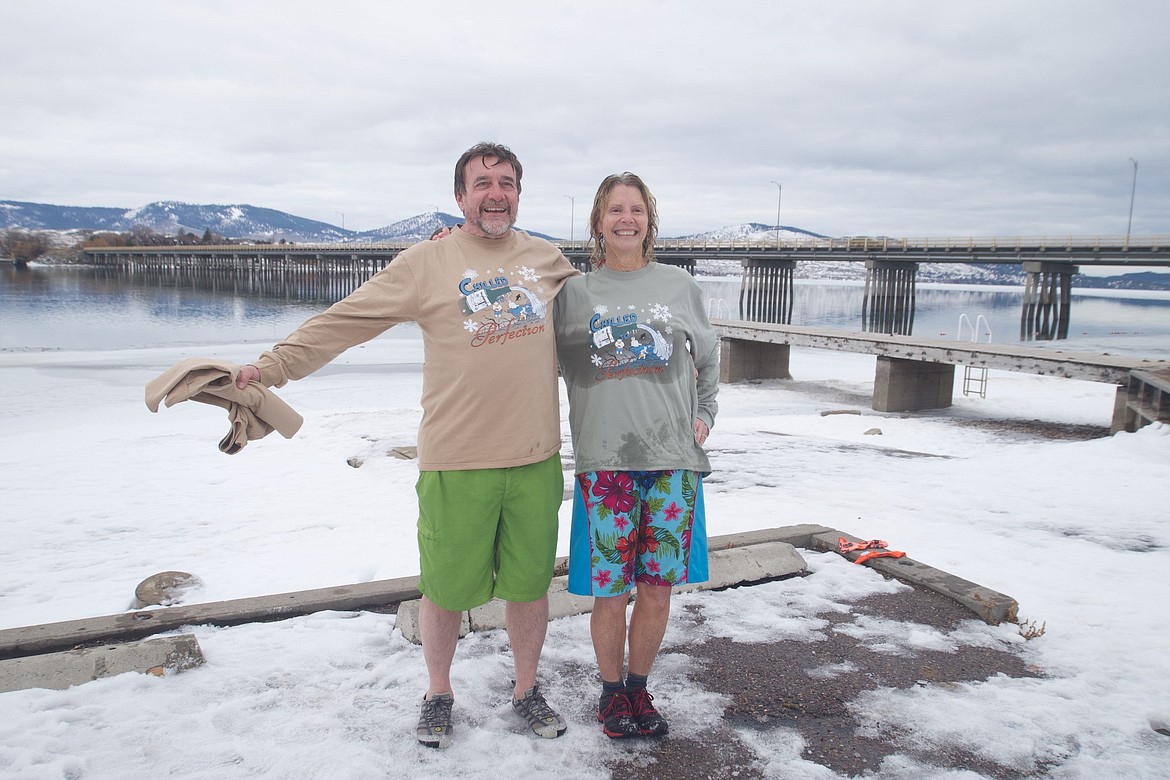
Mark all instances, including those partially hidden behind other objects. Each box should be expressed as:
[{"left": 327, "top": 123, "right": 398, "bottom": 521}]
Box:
[
  {"left": 235, "top": 364, "right": 261, "bottom": 389},
  {"left": 694, "top": 418, "right": 709, "bottom": 446},
  {"left": 430, "top": 226, "right": 452, "bottom": 240}
]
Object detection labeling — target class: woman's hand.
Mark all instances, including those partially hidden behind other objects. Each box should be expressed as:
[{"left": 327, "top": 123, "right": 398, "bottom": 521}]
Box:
[{"left": 694, "top": 418, "right": 710, "bottom": 446}]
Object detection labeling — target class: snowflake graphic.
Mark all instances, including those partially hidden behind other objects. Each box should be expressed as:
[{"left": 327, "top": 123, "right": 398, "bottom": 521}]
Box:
[
  {"left": 517, "top": 265, "right": 539, "bottom": 283},
  {"left": 463, "top": 319, "right": 480, "bottom": 333},
  {"left": 463, "top": 268, "right": 479, "bottom": 280},
  {"left": 498, "top": 267, "right": 505, "bottom": 274},
  {"left": 627, "top": 305, "right": 637, "bottom": 311},
  {"left": 593, "top": 304, "right": 609, "bottom": 316},
  {"left": 590, "top": 354, "right": 603, "bottom": 367},
  {"left": 650, "top": 303, "right": 671, "bottom": 321},
  {"left": 665, "top": 325, "right": 674, "bottom": 335}
]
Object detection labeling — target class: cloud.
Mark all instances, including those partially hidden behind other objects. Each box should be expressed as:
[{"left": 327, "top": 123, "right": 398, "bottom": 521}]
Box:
[{"left": 2, "top": 0, "right": 1167, "bottom": 237}]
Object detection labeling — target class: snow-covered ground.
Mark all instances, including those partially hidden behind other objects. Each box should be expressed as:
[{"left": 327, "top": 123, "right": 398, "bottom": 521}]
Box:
[{"left": 1, "top": 336, "right": 1168, "bottom": 778}]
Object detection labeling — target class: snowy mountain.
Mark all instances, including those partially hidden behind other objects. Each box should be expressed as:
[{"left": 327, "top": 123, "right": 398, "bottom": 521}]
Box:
[
  {"left": 0, "top": 200, "right": 552, "bottom": 243},
  {"left": 1, "top": 199, "right": 350, "bottom": 242},
  {"left": 1, "top": 200, "right": 127, "bottom": 231},
  {"left": 670, "top": 222, "right": 827, "bottom": 243},
  {"left": 353, "top": 211, "right": 461, "bottom": 243},
  {"left": 124, "top": 202, "right": 352, "bottom": 242}
]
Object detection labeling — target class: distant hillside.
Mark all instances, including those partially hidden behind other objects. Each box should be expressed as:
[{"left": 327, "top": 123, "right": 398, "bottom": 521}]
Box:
[
  {"left": 0, "top": 199, "right": 552, "bottom": 243},
  {"left": 1, "top": 200, "right": 127, "bottom": 231},
  {"left": 354, "top": 212, "right": 461, "bottom": 243},
  {"left": 1, "top": 199, "right": 347, "bottom": 242},
  {"left": 670, "top": 222, "right": 828, "bottom": 242}
]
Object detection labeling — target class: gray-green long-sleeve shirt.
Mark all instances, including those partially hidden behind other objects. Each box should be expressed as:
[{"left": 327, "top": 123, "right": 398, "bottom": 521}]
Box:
[{"left": 554, "top": 262, "right": 719, "bottom": 474}]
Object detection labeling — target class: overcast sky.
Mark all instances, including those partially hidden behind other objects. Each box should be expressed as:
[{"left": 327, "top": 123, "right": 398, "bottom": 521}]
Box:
[{"left": 2, "top": 1, "right": 1167, "bottom": 239}]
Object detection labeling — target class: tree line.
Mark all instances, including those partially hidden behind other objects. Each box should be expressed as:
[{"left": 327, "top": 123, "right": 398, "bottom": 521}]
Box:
[
  {"left": 0, "top": 230, "right": 53, "bottom": 264},
  {"left": 2, "top": 226, "right": 243, "bottom": 264}
]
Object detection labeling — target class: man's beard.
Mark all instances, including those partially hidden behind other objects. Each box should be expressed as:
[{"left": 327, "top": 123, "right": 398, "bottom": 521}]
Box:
[{"left": 469, "top": 203, "right": 515, "bottom": 236}]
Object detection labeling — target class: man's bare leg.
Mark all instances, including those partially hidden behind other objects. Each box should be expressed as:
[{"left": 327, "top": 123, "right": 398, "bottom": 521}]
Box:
[
  {"left": 506, "top": 594, "right": 549, "bottom": 698},
  {"left": 419, "top": 595, "right": 462, "bottom": 697}
]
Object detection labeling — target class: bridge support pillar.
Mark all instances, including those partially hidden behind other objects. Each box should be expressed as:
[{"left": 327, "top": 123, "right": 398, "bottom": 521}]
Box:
[
  {"left": 1120, "top": 368, "right": 1170, "bottom": 433},
  {"left": 873, "top": 356, "right": 954, "bottom": 412},
  {"left": 1112, "top": 384, "right": 1130, "bottom": 435},
  {"left": 863, "top": 260, "right": 918, "bottom": 335},
  {"left": 719, "top": 338, "right": 792, "bottom": 383},
  {"left": 1020, "top": 261, "right": 1078, "bottom": 341},
  {"left": 739, "top": 259, "right": 795, "bottom": 324}
]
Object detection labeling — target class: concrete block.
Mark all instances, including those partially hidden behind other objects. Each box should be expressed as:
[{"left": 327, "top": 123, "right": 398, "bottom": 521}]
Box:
[
  {"left": 0, "top": 634, "right": 204, "bottom": 693},
  {"left": 873, "top": 355, "right": 955, "bottom": 412},
  {"left": 546, "top": 577, "right": 596, "bottom": 622},
  {"left": 395, "top": 599, "right": 470, "bottom": 646},
  {"left": 467, "top": 577, "right": 596, "bottom": 633},
  {"left": 678, "top": 541, "right": 807, "bottom": 592},
  {"left": 720, "top": 338, "right": 792, "bottom": 383},
  {"left": 467, "top": 599, "right": 506, "bottom": 633},
  {"left": 467, "top": 544, "right": 807, "bottom": 633}
]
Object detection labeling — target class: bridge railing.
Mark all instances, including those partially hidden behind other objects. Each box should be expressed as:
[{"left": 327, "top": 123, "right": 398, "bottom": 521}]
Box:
[
  {"left": 82, "top": 234, "right": 1169, "bottom": 257},
  {"left": 630, "top": 235, "right": 1168, "bottom": 252}
]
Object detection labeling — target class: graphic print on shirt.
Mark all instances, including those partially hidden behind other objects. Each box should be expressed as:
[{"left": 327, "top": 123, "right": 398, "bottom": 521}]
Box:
[
  {"left": 459, "top": 264, "right": 550, "bottom": 348},
  {"left": 587, "top": 302, "right": 675, "bottom": 381}
]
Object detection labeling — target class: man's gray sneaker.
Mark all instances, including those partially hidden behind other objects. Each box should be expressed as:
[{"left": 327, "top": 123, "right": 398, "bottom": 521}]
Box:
[
  {"left": 417, "top": 693, "right": 454, "bottom": 748},
  {"left": 511, "top": 683, "right": 567, "bottom": 739}
]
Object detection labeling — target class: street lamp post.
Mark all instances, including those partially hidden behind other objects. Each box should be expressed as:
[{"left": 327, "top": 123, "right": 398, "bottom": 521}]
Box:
[
  {"left": 770, "top": 181, "right": 782, "bottom": 249},
  {"left": 336, "top": 212, "right": 345, "bottom": 231},
  {"left": 1126, "top": 158, "right": 1138, "bottom": 243},
  {"left": 564, "top": 195, "right": 575, "bottom": 243}
]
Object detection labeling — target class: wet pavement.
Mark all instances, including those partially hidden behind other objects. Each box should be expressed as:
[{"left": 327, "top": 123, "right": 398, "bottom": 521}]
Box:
[{"left": 605, "top": 582, "right": 1042, "bottom": 780}]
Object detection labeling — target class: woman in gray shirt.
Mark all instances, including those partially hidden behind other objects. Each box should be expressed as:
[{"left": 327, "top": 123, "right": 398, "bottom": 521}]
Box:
[{"left": 555, "top": 172, "right": 719, "bottom": 739}]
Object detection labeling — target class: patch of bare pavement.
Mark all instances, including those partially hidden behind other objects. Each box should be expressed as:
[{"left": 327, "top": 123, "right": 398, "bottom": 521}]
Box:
[{"left": 605, "top": 582, "right": 1045, "bottom": 780}]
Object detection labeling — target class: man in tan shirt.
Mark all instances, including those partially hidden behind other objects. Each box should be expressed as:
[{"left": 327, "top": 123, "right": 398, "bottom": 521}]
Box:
[{"left": 236, "top": 143, "right": 578, "bottom": 748}]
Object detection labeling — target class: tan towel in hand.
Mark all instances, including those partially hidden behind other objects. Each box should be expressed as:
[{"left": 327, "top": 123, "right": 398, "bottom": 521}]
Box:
[{"left": 145, "top": 358, "right": 304, "bottom": 454}]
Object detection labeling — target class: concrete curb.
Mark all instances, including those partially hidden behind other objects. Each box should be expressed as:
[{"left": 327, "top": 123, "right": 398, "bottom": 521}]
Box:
[
  {"left": 0, "top": 522, "right": 1019, "bottom": 691},
  {"left": 0, "top": 575, "right": 422, "bottom": 662},
  {"left": 394, "top": 539, "right": 812, "bottom": 645},
  {"left": 0, "top": 634, "right": 205, "bottom": 693},
  {"left": 809, "top": 530, "right": 1019, "bottom": 625}
]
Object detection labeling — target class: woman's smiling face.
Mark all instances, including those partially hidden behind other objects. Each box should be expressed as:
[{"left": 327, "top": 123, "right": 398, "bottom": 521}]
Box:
[{"left": 600, "top": 184, "right": 649, "bottom": 257}]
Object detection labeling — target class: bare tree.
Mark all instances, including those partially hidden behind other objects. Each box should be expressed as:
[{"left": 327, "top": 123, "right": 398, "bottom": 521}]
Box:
[{"left": 0, "top": 230, "right": 52, "bottom": 264}]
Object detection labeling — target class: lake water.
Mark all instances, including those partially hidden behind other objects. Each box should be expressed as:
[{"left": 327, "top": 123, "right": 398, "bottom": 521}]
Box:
[{"left": 3, "top": 264, "right": 1169, "bottom": 359}]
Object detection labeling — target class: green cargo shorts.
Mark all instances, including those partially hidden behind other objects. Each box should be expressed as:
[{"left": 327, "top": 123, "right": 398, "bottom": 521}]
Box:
[{"left": 415, "top": 453, "right": 563, "bottom": 612}]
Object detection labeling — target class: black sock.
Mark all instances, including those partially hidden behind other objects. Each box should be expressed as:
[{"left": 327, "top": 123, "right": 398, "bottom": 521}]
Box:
[
  {"left": 626, "top": 672, "right": 648, "bottom": 692},
  {"left": 601, "top": 678, "right": 624, "bottom": 697}
]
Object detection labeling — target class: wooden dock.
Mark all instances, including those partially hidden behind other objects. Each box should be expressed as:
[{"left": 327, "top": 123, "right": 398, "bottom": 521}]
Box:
[{"left": 711, "top": 320, "right": 1170, "bottom": 433}]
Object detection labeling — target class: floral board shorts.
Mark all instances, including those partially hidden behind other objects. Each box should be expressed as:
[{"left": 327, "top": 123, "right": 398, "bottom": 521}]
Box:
[{"left": 567, "top": 469, "right": 708, "bottom": 597}]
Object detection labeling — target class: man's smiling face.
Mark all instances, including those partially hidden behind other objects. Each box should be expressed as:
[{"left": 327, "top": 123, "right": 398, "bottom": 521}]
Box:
[{"left": 456, "top": 154, "right": 519, "bottom": 239}]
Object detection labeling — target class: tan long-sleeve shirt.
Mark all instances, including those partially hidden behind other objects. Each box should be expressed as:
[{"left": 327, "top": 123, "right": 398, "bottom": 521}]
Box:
[
  {"left": 251, "top": 228, "right": 578, "bottom": 470},
  {"left": 145, "top": 358, "right": 304, "bottom": 454}
]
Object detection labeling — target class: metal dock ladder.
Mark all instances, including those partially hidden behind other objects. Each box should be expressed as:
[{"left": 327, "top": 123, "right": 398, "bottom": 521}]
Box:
[{"left": 957, "top": 313, "right": 992, "bottom": 398}]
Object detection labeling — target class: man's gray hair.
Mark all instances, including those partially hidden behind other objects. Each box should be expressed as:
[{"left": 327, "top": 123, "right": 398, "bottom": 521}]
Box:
[{"left": 454, "top": 142, "right": 523, "bottom": 197}]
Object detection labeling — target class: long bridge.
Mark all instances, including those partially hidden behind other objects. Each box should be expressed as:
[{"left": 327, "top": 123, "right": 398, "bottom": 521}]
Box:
[
  {"left": 84, "top": 234, "right": 1169, "bottom": 342},
  {"left": 81, "top": 236, "right": 1170, "bottom": 432},
  {"left": 83, "top": 234, "right": 1170, "bottom": 266}
]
